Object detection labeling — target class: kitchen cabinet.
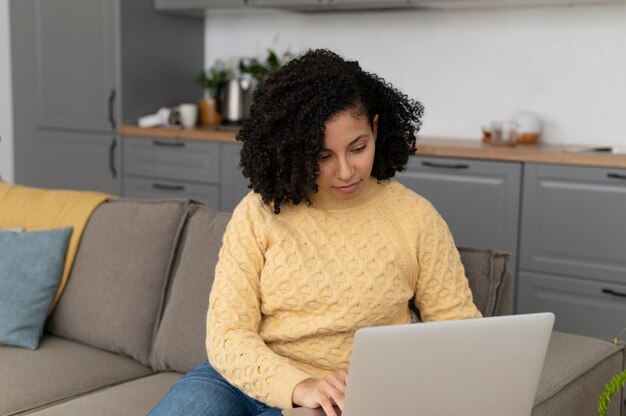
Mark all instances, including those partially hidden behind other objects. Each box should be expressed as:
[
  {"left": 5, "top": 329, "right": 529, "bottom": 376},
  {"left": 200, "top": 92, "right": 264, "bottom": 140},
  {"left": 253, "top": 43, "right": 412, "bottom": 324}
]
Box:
[
  {"left": 154, "top": 0, "right": 626, "bottom": 14},
  {"left": 517, "top": 271, "right": 626, "bottom": 339},
  {"left": 122, "top": 137, "right": 249, "bottom": 211},
  {"left": 219, "top": 142, "right": 250, "bottom": 212},
  {"left": 517, "top": 163, "right": 626, "bottom": 338},
  {"left": 254, "top": 0, "right": 411, "bottom": 10},
  {"left": 154, "top": 0, "right": 250, "bottom": 17},
  {"left": 10, "top": 0, "right": 203, "bottom": 194},
  {"left": 28, "top": 130, "right": 122, "bottom": 195},
  {"left": 396, "top": 155, "right": 522, "bottom": 274}
]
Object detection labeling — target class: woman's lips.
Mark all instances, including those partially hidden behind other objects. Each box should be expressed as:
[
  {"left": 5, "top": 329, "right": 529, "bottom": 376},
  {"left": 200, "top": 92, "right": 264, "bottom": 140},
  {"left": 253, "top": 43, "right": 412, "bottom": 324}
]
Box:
[{"left": 334, "top": 181, "right": 360, "bottom": 193}]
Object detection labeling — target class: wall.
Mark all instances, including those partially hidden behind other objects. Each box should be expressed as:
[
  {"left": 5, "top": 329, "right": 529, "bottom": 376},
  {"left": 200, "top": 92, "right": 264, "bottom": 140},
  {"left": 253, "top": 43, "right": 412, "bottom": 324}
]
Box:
[
  {"left": 0, "top": 0, "right": 13, "bottom": 182},
  {"left": 205, "top": 3, "right": 626, "bottom": 146}
]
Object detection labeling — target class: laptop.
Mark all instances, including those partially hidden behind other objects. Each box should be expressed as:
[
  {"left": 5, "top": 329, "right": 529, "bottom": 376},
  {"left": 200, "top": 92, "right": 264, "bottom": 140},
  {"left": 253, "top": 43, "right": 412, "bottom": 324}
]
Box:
[{"left": 283, "top": 312, "right": 554, "bottom": 416}]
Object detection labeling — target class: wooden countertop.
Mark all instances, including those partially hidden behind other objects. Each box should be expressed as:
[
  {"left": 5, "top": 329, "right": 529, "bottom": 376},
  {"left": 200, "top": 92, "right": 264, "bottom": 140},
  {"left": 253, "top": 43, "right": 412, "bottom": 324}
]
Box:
[
  {"left": 120, "top": 124, "right": 240, "bottom": 144},
  {"left": 120, "top": 125, "right": 626, "bottom": 169}
]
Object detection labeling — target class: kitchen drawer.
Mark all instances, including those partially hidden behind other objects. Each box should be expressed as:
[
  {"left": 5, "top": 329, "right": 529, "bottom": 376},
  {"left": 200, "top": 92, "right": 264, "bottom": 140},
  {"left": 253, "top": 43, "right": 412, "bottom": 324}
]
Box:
[
  {"left": 123, "top": 137, "right": 220, "bottom": 184},
  {"left": 516, "top": 270, "right": 626, "bottom": 339},
  {"left": 123, "top": 177, "right": 219, "bottom": 209},
  {"left": 396, "top": 155, "right": 521, "bottom": 272},
  {"left": 520, "top": 163, "right": 626, "bottom": 284}
]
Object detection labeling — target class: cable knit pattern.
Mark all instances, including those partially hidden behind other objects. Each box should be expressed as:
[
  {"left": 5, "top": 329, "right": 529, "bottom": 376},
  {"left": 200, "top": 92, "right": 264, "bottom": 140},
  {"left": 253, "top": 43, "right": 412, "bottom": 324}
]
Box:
[{"left": 206, "top": 178, "right": 481, "bottom": 409}]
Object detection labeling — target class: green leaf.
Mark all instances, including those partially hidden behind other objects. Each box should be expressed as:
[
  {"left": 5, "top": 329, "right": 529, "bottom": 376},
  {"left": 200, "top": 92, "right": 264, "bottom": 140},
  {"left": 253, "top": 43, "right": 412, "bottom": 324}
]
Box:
[{"left": 597, "top": 369, "right": 626, "bottom": 416}]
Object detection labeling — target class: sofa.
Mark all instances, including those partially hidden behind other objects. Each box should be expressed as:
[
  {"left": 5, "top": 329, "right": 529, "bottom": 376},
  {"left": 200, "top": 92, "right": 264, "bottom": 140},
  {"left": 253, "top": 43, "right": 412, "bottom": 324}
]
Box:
[{"left": 0, "top": 197, "right": 623, "bottom": 415}]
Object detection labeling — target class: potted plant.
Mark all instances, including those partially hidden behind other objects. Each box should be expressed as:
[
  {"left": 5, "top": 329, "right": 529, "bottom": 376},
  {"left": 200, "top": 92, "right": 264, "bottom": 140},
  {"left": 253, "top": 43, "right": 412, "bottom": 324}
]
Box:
[
  {"left": 196, "top": 60, "right": 231, "bottom": 126},
  {"left": 239, "top": 48, "right": 292, "bottom": 89}
]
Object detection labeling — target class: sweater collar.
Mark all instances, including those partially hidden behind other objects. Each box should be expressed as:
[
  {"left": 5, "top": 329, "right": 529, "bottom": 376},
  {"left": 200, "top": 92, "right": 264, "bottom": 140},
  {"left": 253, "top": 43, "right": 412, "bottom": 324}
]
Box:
[{"left": 308, "top": 177, "right": 389, "bottom": 211}]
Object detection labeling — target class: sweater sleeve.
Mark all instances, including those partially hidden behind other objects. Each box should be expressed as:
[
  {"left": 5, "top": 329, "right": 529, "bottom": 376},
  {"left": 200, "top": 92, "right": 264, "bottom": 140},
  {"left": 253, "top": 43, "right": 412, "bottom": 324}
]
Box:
[
  {"left": 413, "top": 201, "right": 482, "bottom": 322},
  {"left": 206, "top": 195, "right": 312, "bottom": 409}
]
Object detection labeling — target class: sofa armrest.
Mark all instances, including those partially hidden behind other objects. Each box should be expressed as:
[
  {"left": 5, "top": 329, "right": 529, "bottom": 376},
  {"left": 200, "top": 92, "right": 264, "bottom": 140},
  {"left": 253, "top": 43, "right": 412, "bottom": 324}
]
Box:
[{"left": 532, "top": 331, "right": 625, "bottom": 416}]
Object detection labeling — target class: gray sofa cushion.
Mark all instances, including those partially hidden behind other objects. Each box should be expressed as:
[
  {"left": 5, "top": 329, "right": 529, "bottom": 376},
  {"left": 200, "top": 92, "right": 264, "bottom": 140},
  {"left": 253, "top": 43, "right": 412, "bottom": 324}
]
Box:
[
  {"left": 151, "top": 205, "right": 231, "bottom": 373},
  {"left": 23, "top": 373, "right": 181, "bottom": 416},
  {"left": 46, "top": 199, "right": 189, "bottom": 366},
  {"left": 457, "top": 246, "right": 512, "bottom": 317},
  {"left": 0, "top": 335, "right": 152, "bottom": 416},
  {"left": 532, "top": 331, "right": 625, "bottom": 416}
]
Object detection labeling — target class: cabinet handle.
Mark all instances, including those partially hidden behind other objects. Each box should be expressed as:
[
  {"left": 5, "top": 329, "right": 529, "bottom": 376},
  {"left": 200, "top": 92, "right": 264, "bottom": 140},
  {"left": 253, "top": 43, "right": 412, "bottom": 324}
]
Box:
[
  {"left": 607, "top": 173, "right": 626, "bottom": 180},
  {"left": 152, "top": 183, "right": 185, "bottom": 192},
  {"left": 153, "top": 140, "right": 185, "bottom": 148},
  {"left": 109, "top": 137, "right": 117, "bottom": 178},
  {"left": 422, "top": 161, "right": 470, "bottom": 170},
  {"left": 602, "top": 288, "right": 626, "bottom": 298},
  {"left": 108, "top": 89, "right": 116, "bottom": 130}
]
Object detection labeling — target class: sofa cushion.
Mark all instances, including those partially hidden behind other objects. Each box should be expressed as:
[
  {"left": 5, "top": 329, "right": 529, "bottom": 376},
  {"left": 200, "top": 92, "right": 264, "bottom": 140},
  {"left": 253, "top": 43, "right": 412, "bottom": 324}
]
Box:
[
  {"left": 46, "top": 199, "right": 189, "bottom": 366},
  {"left": 0, "top": 335, "right": 152, "bottom": 416},
  {"left": 457, "top": 246, "right": 512, "bottom": 317},
  {"left": 151, "top": 205, "right": 231, "bottom": 373},
  {"left": 0, "top": 227, "right": 71, "bottom": 350},
  {"left": 532, "top": 331, "right": 625, "bottom": 416},
  {"left": 23, "top": 373, "right": 181, "bottom": 416}
]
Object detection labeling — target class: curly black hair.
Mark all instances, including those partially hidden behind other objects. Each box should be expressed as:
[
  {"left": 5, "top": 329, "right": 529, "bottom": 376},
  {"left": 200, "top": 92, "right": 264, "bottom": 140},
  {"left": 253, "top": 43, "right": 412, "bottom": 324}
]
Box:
[{"left": 237, "top": 49, "right": 424, "bottom": 214}]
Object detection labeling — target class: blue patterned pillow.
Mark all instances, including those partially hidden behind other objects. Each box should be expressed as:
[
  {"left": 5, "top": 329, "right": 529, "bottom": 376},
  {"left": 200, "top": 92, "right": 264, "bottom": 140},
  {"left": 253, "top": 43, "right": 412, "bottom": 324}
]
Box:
[{"left": 0, "top": 227, "right": 72, "bottom": 350}]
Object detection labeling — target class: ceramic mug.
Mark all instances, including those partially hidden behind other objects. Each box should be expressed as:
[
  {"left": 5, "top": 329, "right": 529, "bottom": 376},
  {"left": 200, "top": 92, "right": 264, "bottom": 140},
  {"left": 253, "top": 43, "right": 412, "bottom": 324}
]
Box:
[{"left": 178, "top": 103, "right": 198, "bottom": 129}]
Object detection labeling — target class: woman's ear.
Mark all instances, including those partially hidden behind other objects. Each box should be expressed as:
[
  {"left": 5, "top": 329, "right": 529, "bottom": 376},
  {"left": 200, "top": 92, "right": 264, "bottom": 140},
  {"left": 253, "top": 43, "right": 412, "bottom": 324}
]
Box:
[{"left": 372, "top": 114, "right": 379, "bottom": 140}]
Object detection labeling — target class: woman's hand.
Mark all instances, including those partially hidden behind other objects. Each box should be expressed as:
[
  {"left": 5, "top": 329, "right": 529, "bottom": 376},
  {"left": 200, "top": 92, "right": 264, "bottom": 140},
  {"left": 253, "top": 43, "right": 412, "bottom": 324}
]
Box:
[{"left": 292, "top": 371, "right": 349, "bottom": 416}]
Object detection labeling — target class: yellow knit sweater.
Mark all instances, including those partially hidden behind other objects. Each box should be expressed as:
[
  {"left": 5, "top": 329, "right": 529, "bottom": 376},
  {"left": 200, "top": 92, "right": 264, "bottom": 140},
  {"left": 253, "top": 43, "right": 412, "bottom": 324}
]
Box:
[{"left": 206, "top": 177, "right": 481, "bottom": 409}]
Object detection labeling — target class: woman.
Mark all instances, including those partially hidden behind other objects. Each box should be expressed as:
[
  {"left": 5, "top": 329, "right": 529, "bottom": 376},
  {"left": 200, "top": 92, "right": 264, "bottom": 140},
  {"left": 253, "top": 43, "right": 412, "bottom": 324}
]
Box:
[{"left": 150, "top": 49, "right": 481, "bottom": 416}]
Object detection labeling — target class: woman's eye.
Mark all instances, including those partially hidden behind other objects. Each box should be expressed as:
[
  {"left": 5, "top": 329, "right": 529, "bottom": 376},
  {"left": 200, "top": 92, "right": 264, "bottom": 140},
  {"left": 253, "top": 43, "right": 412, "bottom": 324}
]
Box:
[
  {"left": 319, "top": 154, "right": 331, "bottom": 161},
  {"left": 352, "top": 146, "right": 367, "bottom": 153}
]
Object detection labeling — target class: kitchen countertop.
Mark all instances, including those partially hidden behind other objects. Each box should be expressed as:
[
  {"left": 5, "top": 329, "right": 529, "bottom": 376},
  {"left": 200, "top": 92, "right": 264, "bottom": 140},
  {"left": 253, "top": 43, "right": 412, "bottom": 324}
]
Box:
[{"left": 120, "top": 124, "right": 626, "bottom": 169}]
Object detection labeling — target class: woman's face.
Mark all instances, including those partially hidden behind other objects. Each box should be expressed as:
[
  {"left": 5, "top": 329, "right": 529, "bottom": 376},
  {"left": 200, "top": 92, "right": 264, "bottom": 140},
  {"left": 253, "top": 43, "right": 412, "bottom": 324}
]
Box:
[{"left": 316, "top": 109, "right": 378, "bottom": 200}]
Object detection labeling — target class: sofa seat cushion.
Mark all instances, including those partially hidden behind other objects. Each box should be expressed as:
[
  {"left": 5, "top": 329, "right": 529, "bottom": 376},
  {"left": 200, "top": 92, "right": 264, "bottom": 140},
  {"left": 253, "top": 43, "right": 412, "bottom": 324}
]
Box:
[
  {"left": 46, "top": 199, "right": 190, "bottom": 366},
  {"left": 0, "top": 335, "right": 152, "bottom": 416},
  {"left": 532, "top": 331, "right": 625, "bottom": 416},
  {"left": 151, "top": 205, "right": 231, "bottom": 373},
  {"left": 23, "top": 373, "right": 181, "bottom": 416}
]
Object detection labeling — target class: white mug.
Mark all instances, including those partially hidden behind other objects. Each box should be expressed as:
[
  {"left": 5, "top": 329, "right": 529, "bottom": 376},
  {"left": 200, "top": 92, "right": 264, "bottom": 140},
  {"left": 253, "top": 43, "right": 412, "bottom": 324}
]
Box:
[{"left": 178, "top": 103, "right": 198, "bottom": 129}]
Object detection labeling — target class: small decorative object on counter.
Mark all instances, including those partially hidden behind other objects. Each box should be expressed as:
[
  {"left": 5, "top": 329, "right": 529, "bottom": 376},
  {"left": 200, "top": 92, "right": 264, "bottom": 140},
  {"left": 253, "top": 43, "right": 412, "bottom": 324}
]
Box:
[
  {"left": 481, "top": 124, "right": 492, "bottom": 143},
  {"left": 197, "top": 60, "right": 231, "bottom": 126},
  {"left": 515, "top": 111, "right": 542, "bottom": 145},
  {"left": 137, "top": 107, "right": 182, "bottom": 129},
  {"left": 199, "top": 98, "right": 220, "bottom": 126},
  {"left": 138, "top": 107, "right": 171, "bottom": 128},
  {"left": 490, "top": 120, "right": 518, "bottom": 147}
]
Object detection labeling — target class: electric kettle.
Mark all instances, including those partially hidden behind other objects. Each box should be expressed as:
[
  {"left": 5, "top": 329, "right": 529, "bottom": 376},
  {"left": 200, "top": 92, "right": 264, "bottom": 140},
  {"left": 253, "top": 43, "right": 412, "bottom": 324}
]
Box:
[{"left": 216, "top": 75, "right": 257, "bottom": 125}]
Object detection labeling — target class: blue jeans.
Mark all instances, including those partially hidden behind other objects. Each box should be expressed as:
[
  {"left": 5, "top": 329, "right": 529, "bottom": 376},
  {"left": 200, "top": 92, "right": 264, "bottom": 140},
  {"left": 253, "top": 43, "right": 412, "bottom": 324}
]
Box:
[{"left": 149, "top": 360, "right": 284, "bottom": 416}]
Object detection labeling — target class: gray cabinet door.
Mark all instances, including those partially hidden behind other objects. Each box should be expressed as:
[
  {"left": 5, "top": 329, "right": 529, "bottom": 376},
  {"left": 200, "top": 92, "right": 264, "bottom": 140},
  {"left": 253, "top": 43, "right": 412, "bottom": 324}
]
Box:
[
  {"left": 33, "top": 0, "right": 118, "bottom": 133},
  {"left": 254, "top": 0, "right": 410, "bottom": 8},
  {"left": 396, "top": 156, "right": 522, "bottom": 271},
  {"left": 520, "top": 163, "right": 626, "bottom": 285},
  {"left": 517, "top": 270, "right": 626, "bottom": 339},
  {"left": 30, "top": 130, "right": 121, "bottom": 195},
  {"left": 219, "top": 142, "right": 249, "bottom": 212},
  {"left": 154, "top": 0, "right": 249, "bottom": 10},
  {"left": 124, "top": 137, "right": 220, "bottom": 184}
]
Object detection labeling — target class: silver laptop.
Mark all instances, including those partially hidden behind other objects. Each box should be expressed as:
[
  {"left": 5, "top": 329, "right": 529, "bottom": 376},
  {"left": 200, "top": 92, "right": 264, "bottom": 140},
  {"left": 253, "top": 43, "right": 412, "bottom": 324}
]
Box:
[{"left": 283, "top": 312, "right": 554, "bottom": 416}]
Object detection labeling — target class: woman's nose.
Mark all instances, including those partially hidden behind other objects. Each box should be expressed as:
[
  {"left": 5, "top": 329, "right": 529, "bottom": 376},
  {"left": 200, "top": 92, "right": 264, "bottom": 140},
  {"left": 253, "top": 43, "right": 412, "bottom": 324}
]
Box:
[{"left": 336, "top": 156, "right": 354, "bottom": 180}]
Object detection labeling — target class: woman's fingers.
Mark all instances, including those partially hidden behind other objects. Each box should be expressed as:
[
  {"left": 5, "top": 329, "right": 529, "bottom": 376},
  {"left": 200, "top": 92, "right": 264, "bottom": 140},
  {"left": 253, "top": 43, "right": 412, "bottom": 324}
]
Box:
[
  {"left": 327, "top": 370, "right": 348, "bottom": 393},
  {"left": 320, "top": 373, "right": 346, "bottom": 410},
  {"left": 292, "top": 370, "right": 349, "bottom": 414},
  {"left": 318, "top": 393, "right": 338, "bottom": 416}
]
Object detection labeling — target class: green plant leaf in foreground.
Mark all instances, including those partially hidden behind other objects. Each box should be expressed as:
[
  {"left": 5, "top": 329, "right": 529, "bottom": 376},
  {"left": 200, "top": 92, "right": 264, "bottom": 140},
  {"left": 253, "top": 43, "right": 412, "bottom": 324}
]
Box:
[{"left": 597, "top": 368, "right": 626, "bottom": 416}]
